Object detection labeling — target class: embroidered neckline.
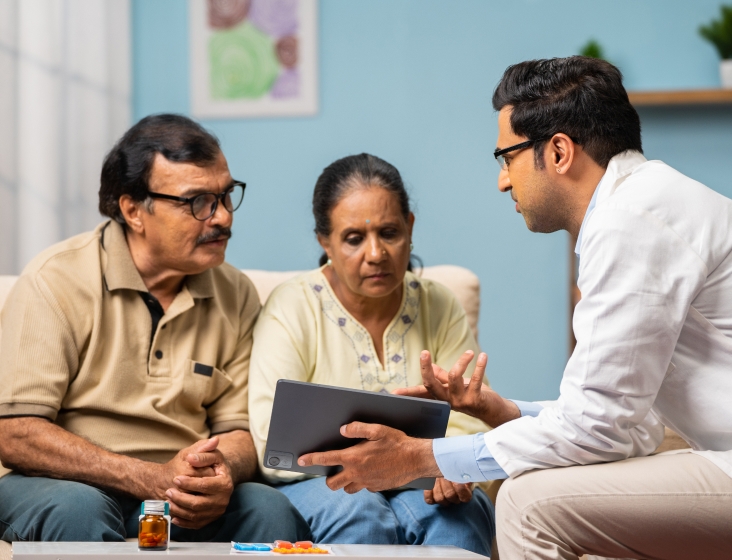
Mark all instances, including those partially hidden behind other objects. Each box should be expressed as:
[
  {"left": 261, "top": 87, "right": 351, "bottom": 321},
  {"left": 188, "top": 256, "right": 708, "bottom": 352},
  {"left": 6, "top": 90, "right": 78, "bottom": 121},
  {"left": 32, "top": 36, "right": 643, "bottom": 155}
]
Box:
[{"left": 309, "top": 270, "right": 422, "bottom": 392}]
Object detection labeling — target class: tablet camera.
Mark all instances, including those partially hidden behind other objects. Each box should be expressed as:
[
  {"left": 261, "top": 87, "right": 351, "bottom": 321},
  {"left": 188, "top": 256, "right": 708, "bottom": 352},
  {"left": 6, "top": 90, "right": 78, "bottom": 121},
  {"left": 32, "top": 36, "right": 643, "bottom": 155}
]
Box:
[{"left": 268, "top": 456, "right": 281, "bottom": 466}]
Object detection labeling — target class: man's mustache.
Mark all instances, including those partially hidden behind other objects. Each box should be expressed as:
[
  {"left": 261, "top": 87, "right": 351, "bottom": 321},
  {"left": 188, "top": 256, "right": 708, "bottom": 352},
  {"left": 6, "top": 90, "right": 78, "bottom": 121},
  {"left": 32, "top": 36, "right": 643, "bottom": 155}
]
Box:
[{"left": 196, "top": 227, "right": 232, "bottom": 245}]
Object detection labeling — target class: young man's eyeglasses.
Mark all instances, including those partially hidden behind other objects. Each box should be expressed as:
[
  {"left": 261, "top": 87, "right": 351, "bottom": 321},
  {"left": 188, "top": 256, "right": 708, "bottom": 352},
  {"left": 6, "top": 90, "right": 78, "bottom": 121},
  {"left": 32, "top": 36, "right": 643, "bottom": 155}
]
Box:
[
  {"left": 146, "top": 182, "right": 246, "bottom": 221},
  {"left": 493, "top": 138, "right": 549, "bottom": 170}
]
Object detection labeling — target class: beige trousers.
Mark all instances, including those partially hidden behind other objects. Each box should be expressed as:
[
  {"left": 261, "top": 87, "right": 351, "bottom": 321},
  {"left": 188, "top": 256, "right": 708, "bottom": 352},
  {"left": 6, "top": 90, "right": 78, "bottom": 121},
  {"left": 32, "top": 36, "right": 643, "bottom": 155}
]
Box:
[{"left": 496, "top": 451, "right": 732, "bottom": 560}]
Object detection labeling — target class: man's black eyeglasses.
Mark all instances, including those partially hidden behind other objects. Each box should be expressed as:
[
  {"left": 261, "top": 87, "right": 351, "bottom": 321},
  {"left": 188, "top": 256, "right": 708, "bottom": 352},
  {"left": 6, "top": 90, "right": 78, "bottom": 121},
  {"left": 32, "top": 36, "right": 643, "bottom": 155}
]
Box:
[
  {"left": 493, "top": 138, "right": 549, "bottom": 170},
  {"left": 146, "top": 182, "right": 246, "bottom": 221}
]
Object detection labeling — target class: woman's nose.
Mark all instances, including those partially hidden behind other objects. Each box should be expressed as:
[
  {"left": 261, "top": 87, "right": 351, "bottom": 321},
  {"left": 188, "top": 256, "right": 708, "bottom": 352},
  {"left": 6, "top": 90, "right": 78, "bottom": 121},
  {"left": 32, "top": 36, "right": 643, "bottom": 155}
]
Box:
[{"left": 366, "top": 236, "right": 385, "bottom": 260}]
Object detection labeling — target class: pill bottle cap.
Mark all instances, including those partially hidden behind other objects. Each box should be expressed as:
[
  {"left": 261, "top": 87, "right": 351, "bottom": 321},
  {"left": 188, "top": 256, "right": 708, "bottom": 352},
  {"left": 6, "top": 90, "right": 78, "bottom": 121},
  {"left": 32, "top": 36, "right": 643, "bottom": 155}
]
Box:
[{"left": 141, "top": 500, "right": 169, "bottom": 516}]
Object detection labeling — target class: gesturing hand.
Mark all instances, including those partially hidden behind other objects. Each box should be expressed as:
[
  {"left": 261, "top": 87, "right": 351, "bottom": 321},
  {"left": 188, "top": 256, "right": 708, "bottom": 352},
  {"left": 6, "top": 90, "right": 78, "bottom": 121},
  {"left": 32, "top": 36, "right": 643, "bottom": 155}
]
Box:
[
  {"left": 394, "top": 350, "right": 520, "bottom": 428},
  {"left": 424, "top": 478, "right": 474, "bottom": 506},
  {"left": 297, "top": 422, "right": 442, "bottom": 494}
]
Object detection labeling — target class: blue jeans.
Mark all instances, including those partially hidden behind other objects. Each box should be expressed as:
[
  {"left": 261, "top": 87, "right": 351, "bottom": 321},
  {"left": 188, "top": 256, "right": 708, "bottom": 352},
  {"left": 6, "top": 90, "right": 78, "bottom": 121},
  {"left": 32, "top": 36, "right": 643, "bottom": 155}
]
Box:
[
  {"left": 0, "top": 473, "right": 311, "bottom": 543},
  {"left": 277, "top": 478, "right": 494, "bottom": 557}
]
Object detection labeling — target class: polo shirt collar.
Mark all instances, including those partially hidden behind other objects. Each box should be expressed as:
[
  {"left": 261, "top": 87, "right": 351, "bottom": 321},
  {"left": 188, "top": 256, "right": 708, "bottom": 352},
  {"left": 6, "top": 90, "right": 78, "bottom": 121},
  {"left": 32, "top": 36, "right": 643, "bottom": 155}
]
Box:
[
  {"left": 574, "top": 150, "right": 647, "bottom": 258},
  {"left": 102, "top": 221, "right": 148, "bottom": 292},
  {"left": 186, "top": 268, "right": 215, "bottom": 299},
  {"left": 101, "top": 220, "right": 215, "bottom": 299}
]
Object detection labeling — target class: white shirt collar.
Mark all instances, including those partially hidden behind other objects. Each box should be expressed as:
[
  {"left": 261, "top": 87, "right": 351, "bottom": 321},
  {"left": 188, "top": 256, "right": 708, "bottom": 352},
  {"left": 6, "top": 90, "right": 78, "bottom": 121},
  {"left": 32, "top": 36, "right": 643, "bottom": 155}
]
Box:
[{"left": 574, "top": 150, "right": 647, "bottom": 258}]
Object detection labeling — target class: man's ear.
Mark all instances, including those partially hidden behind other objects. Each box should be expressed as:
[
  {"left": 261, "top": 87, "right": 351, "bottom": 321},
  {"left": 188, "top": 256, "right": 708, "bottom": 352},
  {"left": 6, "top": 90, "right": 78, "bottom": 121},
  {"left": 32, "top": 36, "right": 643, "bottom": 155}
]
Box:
[
  {"left": 119, "top": 195, "right": 145, "bottom": 234},
  {"left": 546, "top": 133, "right": 576, "bottom": 175}
]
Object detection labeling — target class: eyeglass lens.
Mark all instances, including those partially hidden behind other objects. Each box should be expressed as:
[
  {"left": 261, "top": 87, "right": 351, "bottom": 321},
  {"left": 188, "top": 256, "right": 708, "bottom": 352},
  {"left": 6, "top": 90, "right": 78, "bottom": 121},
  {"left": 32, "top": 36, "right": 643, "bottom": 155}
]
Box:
[{"left": 191, "top": 184, "right": 245, "bottom": 220}]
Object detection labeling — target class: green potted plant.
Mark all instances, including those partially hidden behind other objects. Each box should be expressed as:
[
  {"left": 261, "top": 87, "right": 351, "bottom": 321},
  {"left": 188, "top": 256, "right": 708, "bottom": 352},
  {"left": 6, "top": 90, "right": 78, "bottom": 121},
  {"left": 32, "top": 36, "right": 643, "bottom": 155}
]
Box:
[
  {"left": 699, "top": 5, "right": 732, "bottom": 88},
  {"left": 579, "top": 39, "right": 606, "bottom": 61}
]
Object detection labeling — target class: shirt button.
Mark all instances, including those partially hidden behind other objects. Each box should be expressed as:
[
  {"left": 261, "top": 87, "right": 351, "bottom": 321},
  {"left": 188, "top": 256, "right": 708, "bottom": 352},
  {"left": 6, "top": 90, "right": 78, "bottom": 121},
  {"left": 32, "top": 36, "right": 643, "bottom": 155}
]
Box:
[
  {"left": 155, "top": 350, "right": 163, "bottom": 359},
  {"left": 462, "top": 474, "right": 470, "bottom": 480}
]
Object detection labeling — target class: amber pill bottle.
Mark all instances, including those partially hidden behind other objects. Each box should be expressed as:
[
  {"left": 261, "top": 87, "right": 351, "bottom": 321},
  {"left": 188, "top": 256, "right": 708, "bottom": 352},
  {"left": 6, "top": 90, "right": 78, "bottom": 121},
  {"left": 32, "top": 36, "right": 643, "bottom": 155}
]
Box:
[{"left": 138, "top": 500, "right": 170, "bottom": 551}]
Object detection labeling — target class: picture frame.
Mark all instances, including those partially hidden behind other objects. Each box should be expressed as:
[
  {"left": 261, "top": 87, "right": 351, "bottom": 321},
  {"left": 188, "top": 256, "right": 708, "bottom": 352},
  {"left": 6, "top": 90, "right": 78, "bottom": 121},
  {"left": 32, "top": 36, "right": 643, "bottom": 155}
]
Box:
[{"left": 189, "top": 0, "right": 318, "bottom": 119}]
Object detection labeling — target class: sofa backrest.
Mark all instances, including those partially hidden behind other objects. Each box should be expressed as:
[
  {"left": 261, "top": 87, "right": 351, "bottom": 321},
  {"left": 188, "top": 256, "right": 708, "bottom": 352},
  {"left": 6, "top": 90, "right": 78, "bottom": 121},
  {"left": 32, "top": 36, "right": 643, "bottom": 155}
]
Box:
[{"left": 0, "top": 264, "right": 480, "bottom": 343}]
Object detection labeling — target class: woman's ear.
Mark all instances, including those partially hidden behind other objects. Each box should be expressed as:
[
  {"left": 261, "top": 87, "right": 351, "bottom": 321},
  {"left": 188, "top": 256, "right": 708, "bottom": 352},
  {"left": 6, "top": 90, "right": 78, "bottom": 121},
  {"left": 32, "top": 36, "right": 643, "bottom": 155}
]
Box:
[
  {"left": 119, "top": 195, "right": 145, "bottom": 234},
  {"left": 317, "top": 233, "right": 331, "bottom": 260},
  {"left": 407, "top": 212, "right": 415, "bottom": 238}
]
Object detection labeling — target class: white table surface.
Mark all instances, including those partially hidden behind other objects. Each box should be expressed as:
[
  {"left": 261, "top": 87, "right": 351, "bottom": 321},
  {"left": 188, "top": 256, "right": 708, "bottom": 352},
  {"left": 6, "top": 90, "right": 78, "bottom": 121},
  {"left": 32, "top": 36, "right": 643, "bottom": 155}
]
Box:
[{"left": 12, "top": 542, "right": 487, "bottom": 560}]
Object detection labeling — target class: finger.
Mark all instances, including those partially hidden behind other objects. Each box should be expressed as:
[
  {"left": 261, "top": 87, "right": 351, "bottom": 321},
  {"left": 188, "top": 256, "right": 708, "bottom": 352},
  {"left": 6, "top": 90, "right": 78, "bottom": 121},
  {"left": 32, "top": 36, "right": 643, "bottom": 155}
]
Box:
[
  {"left": 392, "top": 385, "right": 433, "bottom": 399},
  {"left": 420, "top": 351, "right": 450, "bottom": 401},
  {"left": 188, "top": 437, "right": 219, "bottom": 455},
  {"left": 185, "top": 451, "right": 221, "bottom": 468},
  {"left": 343, "top": 482, "right": 364, "bottom": 495},
  {"left": 423, "top": 489, "right": 435, "bottom": 505},
  {"left": 173, "top": 474, "right": 232, "bottom": 496},
  {"left": 166, "top": 487, "right": 210, "bottom": 512},
  {"left": 177, "top": 464, "right": 216, "bottom": 478},
  {"left": 168, "top": 504, "right": 219, "bottom": 530},
  {"left": 446, "top": 351, "right": 475, "bottom": 395},
  {"left": 324, "top": 471, "right": 351, "bottom": 492},
  {"left": 432, "top": 478, "right": 446, "bottom": 504},
  {"left": 467, "top": 352, "right": 488, "bottom": 392},
  {"left": 455, "top": 483, "right": 474, "bottom": 503},
  {"left": 298, "top": 451, "right": 343, "bottom": 467},
  {"left": 171, "top": 516, "right": 212, "bottom": 530},
  {"left": 441, "top": 478, "right": 462, "bottom": 504},
  {"left": 340, "top": 422, "right": 391, "bottom": 441},
  {"left": 432, "top": 365, "right": 452, "bottom": 385}
]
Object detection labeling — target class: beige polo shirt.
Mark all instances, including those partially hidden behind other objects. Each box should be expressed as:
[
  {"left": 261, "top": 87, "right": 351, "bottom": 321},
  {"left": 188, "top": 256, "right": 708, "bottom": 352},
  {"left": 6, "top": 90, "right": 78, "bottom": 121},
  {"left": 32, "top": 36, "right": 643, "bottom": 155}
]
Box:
[{"left": 0, "top": 220, "right": 260, "bottom": 477}]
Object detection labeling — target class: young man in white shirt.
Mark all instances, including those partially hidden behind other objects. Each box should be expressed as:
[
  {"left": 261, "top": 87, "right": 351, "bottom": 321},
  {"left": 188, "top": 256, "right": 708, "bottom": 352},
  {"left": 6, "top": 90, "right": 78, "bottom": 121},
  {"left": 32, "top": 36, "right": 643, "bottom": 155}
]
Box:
[{"left": 298, "top": 56, "right": 732, "bottom": 559}]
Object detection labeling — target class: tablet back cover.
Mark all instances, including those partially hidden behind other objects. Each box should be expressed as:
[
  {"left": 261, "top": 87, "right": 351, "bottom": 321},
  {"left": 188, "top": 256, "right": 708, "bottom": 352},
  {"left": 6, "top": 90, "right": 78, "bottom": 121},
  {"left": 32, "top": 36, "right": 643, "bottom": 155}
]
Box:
[{"left": 264, "top": 380, "right": 451, "bottom": 490}]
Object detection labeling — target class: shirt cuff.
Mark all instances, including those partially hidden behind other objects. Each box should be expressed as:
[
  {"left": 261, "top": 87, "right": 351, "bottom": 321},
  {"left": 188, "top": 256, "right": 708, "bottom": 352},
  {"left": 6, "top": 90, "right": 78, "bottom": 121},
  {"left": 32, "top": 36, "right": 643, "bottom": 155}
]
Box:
[
  {"left": 433, "top": 433, "right": 509, "bottom": 483},
  {"left": 509, "top": 399, "right": 544, "bottom": 418}
]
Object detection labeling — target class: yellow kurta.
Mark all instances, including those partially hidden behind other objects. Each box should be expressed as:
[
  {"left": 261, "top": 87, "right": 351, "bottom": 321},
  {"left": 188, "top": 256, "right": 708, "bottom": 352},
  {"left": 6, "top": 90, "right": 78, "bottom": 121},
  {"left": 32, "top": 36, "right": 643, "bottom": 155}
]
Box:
[{"left": 249, "top": 268, "right": 491, "bottom": 482}]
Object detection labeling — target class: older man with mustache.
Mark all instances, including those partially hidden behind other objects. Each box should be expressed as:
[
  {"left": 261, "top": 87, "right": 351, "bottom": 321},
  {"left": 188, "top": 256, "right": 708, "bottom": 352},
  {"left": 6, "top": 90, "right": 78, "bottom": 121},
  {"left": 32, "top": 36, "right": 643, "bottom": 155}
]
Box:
[{"left": 0, "top": 114, "right": 310, "bottom": 545}]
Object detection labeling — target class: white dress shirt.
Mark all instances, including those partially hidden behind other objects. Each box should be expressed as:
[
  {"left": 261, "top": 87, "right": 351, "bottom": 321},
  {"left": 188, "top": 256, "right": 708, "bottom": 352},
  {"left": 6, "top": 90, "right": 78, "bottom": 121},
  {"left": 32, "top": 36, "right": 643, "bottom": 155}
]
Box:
[{"left": 434, "top": 150, "right": 732, "bottom": 481}]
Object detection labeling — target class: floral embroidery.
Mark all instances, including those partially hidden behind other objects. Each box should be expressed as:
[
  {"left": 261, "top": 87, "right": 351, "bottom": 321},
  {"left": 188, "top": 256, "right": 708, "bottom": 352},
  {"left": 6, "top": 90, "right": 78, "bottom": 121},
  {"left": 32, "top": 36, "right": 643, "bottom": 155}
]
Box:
[{"left": 311, "top": 272, "right": 420, "bottom": 392}]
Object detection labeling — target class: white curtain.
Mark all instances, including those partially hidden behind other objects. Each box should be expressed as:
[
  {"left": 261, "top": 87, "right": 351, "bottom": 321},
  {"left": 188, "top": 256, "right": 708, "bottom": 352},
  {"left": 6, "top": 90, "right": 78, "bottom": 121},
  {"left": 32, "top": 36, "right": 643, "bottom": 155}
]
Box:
[{"left": 0, "top": 0, "right": 131, "bottom": 274}]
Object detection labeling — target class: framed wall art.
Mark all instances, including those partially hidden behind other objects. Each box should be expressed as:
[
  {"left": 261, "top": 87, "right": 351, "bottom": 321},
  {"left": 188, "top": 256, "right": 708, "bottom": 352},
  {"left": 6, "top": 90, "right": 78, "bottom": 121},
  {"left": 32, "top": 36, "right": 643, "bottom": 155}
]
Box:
[{"left": 190, "top": 0, "right": 318, "bottom": 118}]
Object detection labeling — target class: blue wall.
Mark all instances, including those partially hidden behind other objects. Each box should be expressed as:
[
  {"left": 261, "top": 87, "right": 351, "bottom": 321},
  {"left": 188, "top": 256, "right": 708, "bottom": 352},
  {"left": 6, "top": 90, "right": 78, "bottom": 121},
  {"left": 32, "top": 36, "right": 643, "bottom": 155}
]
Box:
[{"left": 132, "top": 0, "right": 732, "bottom": 401}]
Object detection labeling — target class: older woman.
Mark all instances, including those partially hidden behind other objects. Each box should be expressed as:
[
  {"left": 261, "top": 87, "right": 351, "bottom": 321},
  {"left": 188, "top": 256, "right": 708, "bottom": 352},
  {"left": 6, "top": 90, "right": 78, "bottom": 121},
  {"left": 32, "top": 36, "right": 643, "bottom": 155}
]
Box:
[{"left": 249, "top": 154, "right": 494, "bottom": 555}]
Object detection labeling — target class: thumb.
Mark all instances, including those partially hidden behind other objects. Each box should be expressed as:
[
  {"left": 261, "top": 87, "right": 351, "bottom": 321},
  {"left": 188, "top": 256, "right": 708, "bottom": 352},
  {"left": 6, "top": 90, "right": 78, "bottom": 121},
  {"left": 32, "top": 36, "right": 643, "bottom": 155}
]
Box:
[{"left": 189, "top": 436, "right": 219, "bottom": 454}]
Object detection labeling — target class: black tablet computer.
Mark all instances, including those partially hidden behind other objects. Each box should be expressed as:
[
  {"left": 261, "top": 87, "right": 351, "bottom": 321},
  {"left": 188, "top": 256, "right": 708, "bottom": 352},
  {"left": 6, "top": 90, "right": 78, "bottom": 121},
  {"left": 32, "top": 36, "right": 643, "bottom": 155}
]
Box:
[{"left": 264, "top": 379, "right": 451, "bottom": 490}]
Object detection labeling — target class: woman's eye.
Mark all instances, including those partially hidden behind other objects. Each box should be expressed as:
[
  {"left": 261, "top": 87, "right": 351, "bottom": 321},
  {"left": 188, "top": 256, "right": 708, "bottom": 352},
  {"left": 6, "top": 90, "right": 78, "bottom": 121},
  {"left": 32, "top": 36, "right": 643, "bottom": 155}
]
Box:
[
  {"left": 381, "top": 229, "right": 398, "bottom": 240},
  {"left": 345, "top": 235, "right": 362, "bottom": 246}
]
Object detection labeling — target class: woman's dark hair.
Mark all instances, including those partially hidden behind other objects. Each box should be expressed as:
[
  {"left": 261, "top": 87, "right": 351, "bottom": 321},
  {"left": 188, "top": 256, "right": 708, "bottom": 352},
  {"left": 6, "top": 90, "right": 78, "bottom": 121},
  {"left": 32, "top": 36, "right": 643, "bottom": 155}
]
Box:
[
  {"left": 99, "top": 113, "right": 221, "bottom": 224},
  {"left": 492, "top": 56, "right": 642, "bottom": 168},
  {"left": 313, "top": 153, "right": 419, "bottom": 271}
]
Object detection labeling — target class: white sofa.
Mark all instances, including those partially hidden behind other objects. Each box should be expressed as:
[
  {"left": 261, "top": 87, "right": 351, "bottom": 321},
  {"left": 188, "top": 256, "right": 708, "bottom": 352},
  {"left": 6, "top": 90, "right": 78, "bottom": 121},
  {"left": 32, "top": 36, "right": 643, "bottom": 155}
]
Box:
[{"left": 0, "top": 265, "right": 480, "bottom": 557}]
